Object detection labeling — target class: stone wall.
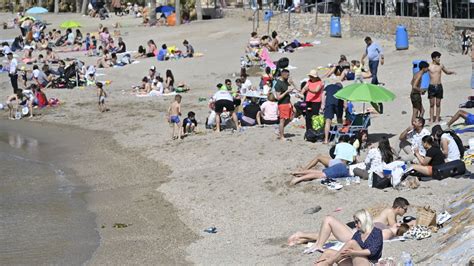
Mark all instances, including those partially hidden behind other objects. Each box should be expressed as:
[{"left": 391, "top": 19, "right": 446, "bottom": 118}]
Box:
[
  {"left": 223, "top": 8, "right": 473, "bottom": 52},
  {"left": 350, "top": 15, "right": 474, "bottom": 52}
]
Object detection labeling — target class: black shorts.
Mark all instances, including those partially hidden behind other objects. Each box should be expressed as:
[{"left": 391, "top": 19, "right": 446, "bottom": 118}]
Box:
[
  {"left": 215, "top": 99, "right": 235, "bottom": 113},
  {"left": 410, "top": 92, "right": 422, "bottom": 110},
  {"left": 324, "top": 103, "right": 343, "bottom": 120},
  {"left": 428, "top": 84, "right": 443, "bottom": 99}
]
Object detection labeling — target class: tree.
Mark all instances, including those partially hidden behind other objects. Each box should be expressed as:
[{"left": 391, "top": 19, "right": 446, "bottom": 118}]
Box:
[
  {"left": 195, "top": 0, "right": 202, "bottom": 20},
  {"left": 54, "top": 0, "right": 59, "bottom": 13},
  {"left": 81, "top": 0, "right": 88, "bottom": 14},
  {"left": 175, "top": 0, "right": 180, "bottom": 25},
  {"left": 149, "top": 0, "right": 157, "bottom": 25}
]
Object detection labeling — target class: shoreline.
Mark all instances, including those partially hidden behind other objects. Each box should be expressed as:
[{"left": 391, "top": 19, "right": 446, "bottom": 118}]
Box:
[{"left": 0, "top": 119, "right": 198, "bottom": 265}]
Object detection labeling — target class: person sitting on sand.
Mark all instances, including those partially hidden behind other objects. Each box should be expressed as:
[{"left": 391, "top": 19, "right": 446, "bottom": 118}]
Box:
[
  {"left": 408, "top": 135, "right": 445, "bottom": 177},
  {"left": 288, "top": 214, "right": 409, "bottom": 253},
  {"left": 290, "top": 135, "right": 357, "bottom": 185},
  {"left": 240, "top": 97, "right": 261, "bottom": 127},
  {"left": 353, "top": 137, "right": 395, "bottom": 180},
  {"left": 182, "top": 40, "right": 194, "bottom": 58},
  {"left": 397, "top": 117, "right": 430, "bottom": 162},
  {"left": 45, "top": 47, "right": 59, "bottom": 63},
  {"left": 157, "top": 44, "right": 169, "bottom": 61},
  {"left": 22, "top": 47, "right": 35, "bottom": 63},
  {"left": 164, "top": 69, "right": 175, "bottom": 92},
  {"left": 175, "top": 82, "right": 190, "bottom": 93},
  {"left": 96, "top": 49, "right": 112, "bottom": 68},
  {"left": 446, "top": 109, "right": 474, "bottom": 128},
  {"left": 99, "top": 27, "right": 110, "bottom": 48},
  {"left": 134, "top": 76, "right": 152, "bottom": 94},
  {"left": 247, "top": 31, "right": 260, "bottom": 53},
  {"left": 322, "top": 55, "right": 351, "bottom": 78},
  {"left": 116, "top": 37, "right": 126, "bottom": 53},
  {"left": 260, "top": 93, "right": 279, "bottom": 125},
  {"left": 183, "top": 111, "right": 198, "bottom": 134},
  {"left": 314, "top": 209, "right": 384, "bottom": 266},
  {"left": 431, "top": 125, "right": 461, "bottom": 162},
  {"left": 268, "top": 31, "right": 281, "bottom": 52}
]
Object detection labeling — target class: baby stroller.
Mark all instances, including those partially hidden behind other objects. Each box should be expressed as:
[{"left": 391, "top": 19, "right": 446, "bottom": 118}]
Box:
[{"left": 52, "top": 61, "right": 85, "bottom": 88}]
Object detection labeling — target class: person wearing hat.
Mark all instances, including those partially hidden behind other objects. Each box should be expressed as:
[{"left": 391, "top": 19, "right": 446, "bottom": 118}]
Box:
[{"left": 301, "top": 69, "right": 324, "bottom": 131}]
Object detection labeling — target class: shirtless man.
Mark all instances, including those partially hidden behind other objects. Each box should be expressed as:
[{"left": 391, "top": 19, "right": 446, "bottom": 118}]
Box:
[
  {"left": 428, "top": 51, "right": 456, "bottom": 123},
  {"left": 6, "top": 92, "right": 20, "bottom": 120},
  {"left": 373, "top": 197, "right": 410, "bottom": 226},
  {"left": 410, "top": 61, "right": 429, "bottom": 122}
]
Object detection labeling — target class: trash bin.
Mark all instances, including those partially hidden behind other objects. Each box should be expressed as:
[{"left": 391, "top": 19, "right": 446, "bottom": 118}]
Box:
[
  {"left": 330, "top": 16, "right": 341, "bottom": 38},
  {"left": 412, "top": 60, "right": 430, "bottom": 90},
  {"left": 396, "top": 25, "right": 409, "bottom": 50}
]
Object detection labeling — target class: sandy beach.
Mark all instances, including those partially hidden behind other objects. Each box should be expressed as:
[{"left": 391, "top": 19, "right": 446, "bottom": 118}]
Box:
[{"left": 1, "top": 10, "right": 473, "bottom": 264}]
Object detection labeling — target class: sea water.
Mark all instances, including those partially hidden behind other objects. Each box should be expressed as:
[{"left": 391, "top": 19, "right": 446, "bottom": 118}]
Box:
[{"left": 0, "top": 128, "right": 99, "bottom": 264}]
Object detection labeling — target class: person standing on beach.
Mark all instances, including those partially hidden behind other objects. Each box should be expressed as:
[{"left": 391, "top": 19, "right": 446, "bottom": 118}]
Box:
[
  {"left": 471, "top": 48, "right": 474, "bottom": 93},
  {"left": 97, "top": 82, "right": 107, "bottom": 113},
  {"left": 428, "top": 51, "right": 456, "bottom": 123},
  {"left": 7, "top": 53, "right": 19, "bottom": 94},
  {"left": 274, "top": 69, "right": 297, "bottom": 141},
  {"left": 410, "top": 61, "right": 429, "bottom": 122},
  {"left": 168, "top": 94, "right": 182, "bottom": 140},
  {"left": 361, "top": 37, "right": 384, "bottom": 113}
]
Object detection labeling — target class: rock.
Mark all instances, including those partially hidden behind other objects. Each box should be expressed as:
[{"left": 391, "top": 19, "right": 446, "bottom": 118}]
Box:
[{"left": 304, "top": 205, "right": 322, "bottom": 214}]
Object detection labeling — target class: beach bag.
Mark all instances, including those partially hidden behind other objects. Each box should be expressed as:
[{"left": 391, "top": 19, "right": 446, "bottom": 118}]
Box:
[
  {"left": 372, "top": 174, "right": 391, "bottom": 189},
  {"left": 304, "top": 129, "right": 320, "bottom": 143},
  {"left": 403, "top": 225, "right": 432, "bottom": 240},
  {"left": 35, "top": 91, "right": 48, "bottom": 107},
  {"left": 432, "top": 159, "right": 466, "bottom": 180},
  {"left": 312, "top": 115, "right": 325, "bottom": 131},
  {"left": 416, "top": 206, "right": 437, "bottom": 227}
]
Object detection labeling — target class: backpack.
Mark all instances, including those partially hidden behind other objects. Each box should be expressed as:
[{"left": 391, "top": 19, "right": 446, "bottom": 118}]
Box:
[
  {"left": 444, "top": 130, "right": 465, "bottom": 158},
  {"left": 304, "top": 129, "right": 320, "bottom": 143}
]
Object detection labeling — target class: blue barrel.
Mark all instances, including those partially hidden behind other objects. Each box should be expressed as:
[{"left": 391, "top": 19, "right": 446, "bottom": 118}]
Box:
[
  {"left": 412, "top": 60, "right": 430, "bottom": 90},
  {"left": 396, "top": 25, "right": 409, "bottom": 50},
  {"left": 330, "top": 16, "right": 341, "bottom": 38}
]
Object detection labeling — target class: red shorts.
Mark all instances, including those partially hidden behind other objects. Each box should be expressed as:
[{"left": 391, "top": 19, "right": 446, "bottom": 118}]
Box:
[{"left": 278, "top": 103, "right": 293, "bottom": 120}]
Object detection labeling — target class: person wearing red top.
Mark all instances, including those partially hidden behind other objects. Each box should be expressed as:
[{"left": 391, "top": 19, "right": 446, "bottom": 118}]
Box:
[{"left": 301, "top": 69, "right": 324, "bottom": 130}]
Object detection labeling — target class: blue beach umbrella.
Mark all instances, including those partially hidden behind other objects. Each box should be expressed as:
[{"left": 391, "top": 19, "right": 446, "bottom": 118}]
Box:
[{"left": 26, "top": 7, "right": 49, "bottom": 14}]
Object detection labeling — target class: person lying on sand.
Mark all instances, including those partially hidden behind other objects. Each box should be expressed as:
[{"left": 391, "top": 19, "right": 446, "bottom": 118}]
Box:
[
  {"left": 287, "top": 215, "right": 409, "bottom": 253},
  {"left": 45, "top": 47, "right": 59, "bottom": 63}
]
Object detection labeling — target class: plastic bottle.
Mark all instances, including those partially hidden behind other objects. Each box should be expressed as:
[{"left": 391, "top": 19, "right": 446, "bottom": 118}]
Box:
[
  {"left": 400, "top": 251, "right": 414, "bottom": 266},
  {"left": 368, "top": 171, "right": 373, "bottom": 188}
]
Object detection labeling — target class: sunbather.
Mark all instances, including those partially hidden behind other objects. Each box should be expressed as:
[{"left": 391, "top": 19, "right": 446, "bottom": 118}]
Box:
[
  {"left": 288, "top": 216, "right": 409, "bottom": 250},
  {"left": 446, "top": 109, "right": 474, "bottom": 128},
  {"left": 314, "top": 210, "right": 385, "bottom": 265}
]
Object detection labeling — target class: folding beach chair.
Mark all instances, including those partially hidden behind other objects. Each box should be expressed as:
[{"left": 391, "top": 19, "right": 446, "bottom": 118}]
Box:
[{"left": 329, "top": 113, "right": 371, "bottom": 142}]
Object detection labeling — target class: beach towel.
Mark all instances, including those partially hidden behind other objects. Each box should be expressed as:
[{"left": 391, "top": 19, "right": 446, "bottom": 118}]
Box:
[
  {"left": 135, "top": 91, "right": 176, "bottom": 97},
  {"left": 259, "top": 47, "right": 276, "bottom": 69},
  {"left": 452, "top": 124, "right": 474, "bottom": 134}
]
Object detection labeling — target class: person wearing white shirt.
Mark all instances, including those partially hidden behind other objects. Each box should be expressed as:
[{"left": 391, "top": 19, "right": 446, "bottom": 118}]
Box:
[
  {"left": 432, "top": 125, "right": 461, "bottom": 162},
  {"left": 212, "top": 84, "right": 240, "bottom": 132},
  {"left": 7, "top": 53, "right": 19, "bottom": 94},
  {"left": 398, "top": 117, "right": 430, "bottom": 162},
  {"left": 240, "top": 74, "right": 252, "bottom": 94},
  {"left": 1, "top": 42, "right": 11, "bottom": 56}
]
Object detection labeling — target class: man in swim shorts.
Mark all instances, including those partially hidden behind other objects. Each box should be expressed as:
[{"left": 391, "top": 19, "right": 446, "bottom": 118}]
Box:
[
  {"left": 446, "top": 109, "right": 474, "bottom": 128},
  {"left": 168, "top": 94, "right": 182, "bottom": 140},
  {"left": 428, "top": 51, "right": 456, "bottom": 123}
]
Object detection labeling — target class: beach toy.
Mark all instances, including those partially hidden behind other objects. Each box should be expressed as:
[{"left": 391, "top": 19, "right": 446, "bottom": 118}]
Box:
[
  {"left": 22, "top": 106, "right": 29, "bottom": 115},
  {"left": 330, "top": 17, "right": 341, "bottom": 38},
  {"left": 395, "top": 25, "right": 409, "bottom": 50},
  {"left": 105, "top": 80, "right": 112, "bottom": 85}
]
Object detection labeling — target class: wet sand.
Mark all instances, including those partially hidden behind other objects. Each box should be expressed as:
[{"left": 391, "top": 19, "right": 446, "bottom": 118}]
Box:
[{"left": 0, "top": 121, "right": 197, "bottom": 265}]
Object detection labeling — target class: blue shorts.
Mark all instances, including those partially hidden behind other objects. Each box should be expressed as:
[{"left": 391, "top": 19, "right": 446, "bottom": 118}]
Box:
[
  {"left": 324, "top": 103, "right": 343, "bottom": 120},
  {"left": 322, "top": 163, "right": 349, "bottom": 179},
  {"left": 170, "top": 115, "right": 180, "bottom": 124},
  {"left": 466, "top": 113, "right": 474, "bottom": 125}
]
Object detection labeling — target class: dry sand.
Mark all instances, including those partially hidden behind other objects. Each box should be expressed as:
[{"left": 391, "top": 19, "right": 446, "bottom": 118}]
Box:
[{"left": 1, "top": 11, "right": 473, "bottom": 264}]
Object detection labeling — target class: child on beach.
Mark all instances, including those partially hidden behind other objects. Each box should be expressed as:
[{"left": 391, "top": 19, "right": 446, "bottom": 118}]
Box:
[
  {"left": 352, "top": 60, "right": 364, "bottom": 83},
  {"left": 96, "top": 82, "right": 107, "bottom": 112},
  {"left": 168, "top": 94, "right": 182, "bottom": 140},
  {"left": 183, "top": 111, "right": 197, "bottom": 134}
]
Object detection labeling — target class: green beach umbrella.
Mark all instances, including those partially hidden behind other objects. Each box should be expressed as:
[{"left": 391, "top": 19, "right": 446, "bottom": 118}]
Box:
[
  {"left": 334, "top": 83, "right": 396, "bottom": 103},
  {"left": 60, "top": 21, "right": 82, "bottom": 29}
]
